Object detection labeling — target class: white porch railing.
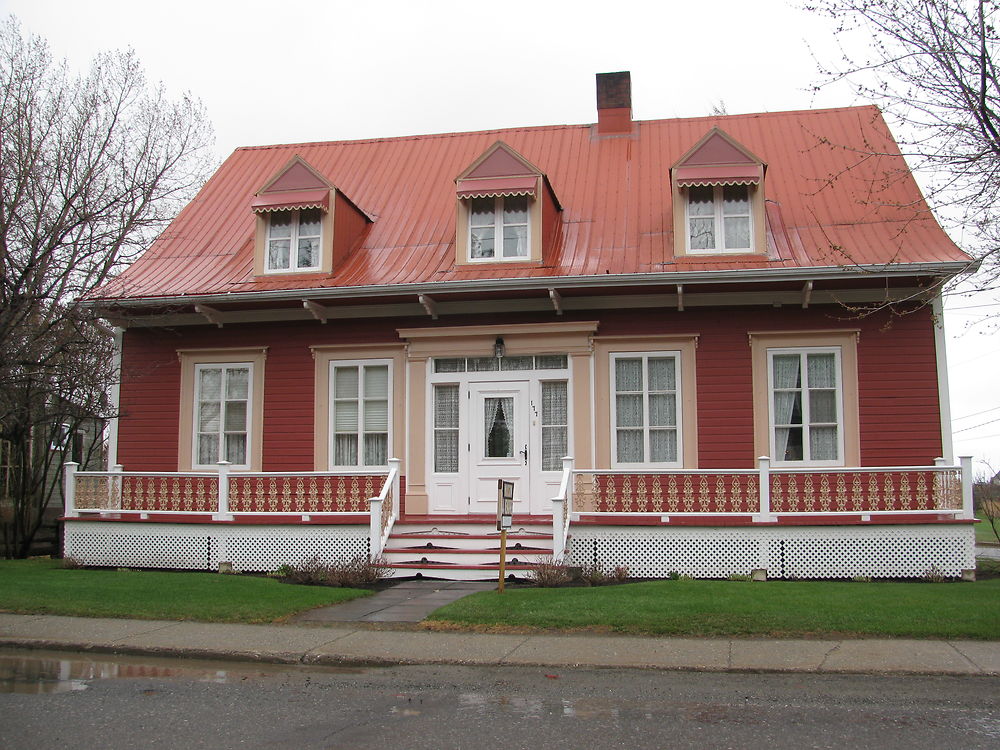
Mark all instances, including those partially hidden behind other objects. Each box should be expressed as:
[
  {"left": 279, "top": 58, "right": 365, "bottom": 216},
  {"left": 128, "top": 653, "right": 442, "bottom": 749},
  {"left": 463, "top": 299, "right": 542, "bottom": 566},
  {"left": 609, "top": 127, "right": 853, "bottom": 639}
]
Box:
[
  {"left": 63, "top": 458, "right": 402, "bottom": 556},
  {"left": 550, "top": 456, "right": 974, "bottom": 562}
]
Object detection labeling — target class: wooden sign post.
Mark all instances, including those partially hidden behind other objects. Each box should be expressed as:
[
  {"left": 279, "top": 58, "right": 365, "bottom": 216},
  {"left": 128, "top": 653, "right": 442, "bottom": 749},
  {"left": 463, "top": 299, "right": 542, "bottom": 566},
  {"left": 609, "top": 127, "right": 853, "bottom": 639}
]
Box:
[{"left": 497, "top": 479, "right": 514, "bottom": 593}]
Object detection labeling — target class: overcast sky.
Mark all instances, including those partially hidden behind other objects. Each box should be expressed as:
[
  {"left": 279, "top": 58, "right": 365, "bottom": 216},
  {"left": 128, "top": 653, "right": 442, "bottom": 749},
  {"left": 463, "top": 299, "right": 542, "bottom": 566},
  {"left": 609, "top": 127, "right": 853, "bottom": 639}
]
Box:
[{"left": 4, "top": 0, "right": 997, "bottom": 471}]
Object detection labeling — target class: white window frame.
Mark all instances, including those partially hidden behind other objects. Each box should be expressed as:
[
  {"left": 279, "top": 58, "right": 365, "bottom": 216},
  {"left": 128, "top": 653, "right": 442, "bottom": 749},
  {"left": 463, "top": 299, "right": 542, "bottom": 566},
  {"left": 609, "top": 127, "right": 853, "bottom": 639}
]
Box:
[
  {"left": 766, "top": 346, "right": 845, "bottom": 467},
  {"left": 467, "top": 195, "right": 531, "bottom": 262},
  {"left": 264, "top": 208, "right": 323, "bottom": 273},
  {"left": 610, "top": 351, "right": 683, "bottom": 469},
  {"left": 329, "top": 359, "right": 393, "bottom": 469},
  {"left": 192, "top": 362, "right": 253, "bottom": 470},
  {"left": 685, "top": 184, "right": 753, "bottom": 254}
]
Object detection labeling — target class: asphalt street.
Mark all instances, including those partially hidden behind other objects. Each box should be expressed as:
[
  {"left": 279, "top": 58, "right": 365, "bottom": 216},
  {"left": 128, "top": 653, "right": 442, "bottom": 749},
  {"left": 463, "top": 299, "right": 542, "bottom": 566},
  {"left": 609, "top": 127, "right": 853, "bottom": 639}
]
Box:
[{"left": 2, "top": 649, "right": 998, "bottom": 749}]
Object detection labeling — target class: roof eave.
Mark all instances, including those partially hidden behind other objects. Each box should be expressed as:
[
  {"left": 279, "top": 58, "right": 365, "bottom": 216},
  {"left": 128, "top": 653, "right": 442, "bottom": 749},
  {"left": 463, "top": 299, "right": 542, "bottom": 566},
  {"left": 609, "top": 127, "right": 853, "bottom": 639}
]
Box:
[{"left": 81, "top": 260, "right": 973, "bottom": 311}]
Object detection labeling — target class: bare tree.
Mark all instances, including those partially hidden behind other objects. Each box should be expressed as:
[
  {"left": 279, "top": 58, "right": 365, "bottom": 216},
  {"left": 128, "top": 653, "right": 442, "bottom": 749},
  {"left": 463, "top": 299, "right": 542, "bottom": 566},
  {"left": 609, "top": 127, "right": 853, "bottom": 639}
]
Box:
[
  {"left": 974, "top": 466, "right": 1000, "bottom": 543},
  {"left": 807, "top": 0, "right": 998, "bottom": 290},
  {"left": 0, "top": 17, "right": 214, "bottom": 557}
]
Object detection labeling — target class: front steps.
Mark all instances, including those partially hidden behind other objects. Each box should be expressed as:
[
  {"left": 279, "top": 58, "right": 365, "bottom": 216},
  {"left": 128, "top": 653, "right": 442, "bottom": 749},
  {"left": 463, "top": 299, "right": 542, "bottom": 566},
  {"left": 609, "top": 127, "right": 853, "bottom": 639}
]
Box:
[{"left": 383, "top": 516, "right": 556, "bottom": 580}]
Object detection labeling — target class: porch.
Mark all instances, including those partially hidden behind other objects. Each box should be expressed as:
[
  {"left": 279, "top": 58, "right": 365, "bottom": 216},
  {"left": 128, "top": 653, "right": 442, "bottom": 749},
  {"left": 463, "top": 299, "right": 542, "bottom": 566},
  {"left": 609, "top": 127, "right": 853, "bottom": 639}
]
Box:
[{"left": 61, "top": 457, "right": 977, "bottom": 580}]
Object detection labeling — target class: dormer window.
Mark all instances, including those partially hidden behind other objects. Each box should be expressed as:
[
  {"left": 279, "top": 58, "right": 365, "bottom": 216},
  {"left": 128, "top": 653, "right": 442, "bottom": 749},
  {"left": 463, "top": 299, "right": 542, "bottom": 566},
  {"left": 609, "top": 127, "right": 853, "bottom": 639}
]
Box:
[
  {"left": 266, "top": 208, "right": 323, "bottom": 271},
  {"left": 251, "top": 155, "right": 372, "bottom": 277},
  {"left": 687, "top": 184, "right": 752, "bottom": 253},
  {"left": 454, "top": 141, "right": 561, "bottom": 267},
  {"left": 469, "top": 195, "right": 530, "bottom": 261},
  {"left": 671, "top": 128, "right": 766, "bottom": 258}
]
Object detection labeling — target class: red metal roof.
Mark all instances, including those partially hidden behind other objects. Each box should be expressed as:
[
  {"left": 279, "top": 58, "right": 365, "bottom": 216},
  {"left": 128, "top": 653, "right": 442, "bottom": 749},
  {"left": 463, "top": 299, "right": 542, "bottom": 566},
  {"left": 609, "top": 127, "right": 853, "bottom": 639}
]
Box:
[{"left": 91, "top": 105, "right": 970, "bottom": 303}]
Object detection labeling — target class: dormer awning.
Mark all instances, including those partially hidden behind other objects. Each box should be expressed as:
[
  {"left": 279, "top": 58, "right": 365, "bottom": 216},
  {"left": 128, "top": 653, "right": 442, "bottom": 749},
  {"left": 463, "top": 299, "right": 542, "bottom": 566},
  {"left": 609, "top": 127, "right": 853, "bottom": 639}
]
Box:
[
  {"left": 251, "top": 189, "right": 330, "bottom": 213},
  {"left": 674, "top": 164, "right": 763, "bottom": 187},
  {"left": 456, "top": 175, "right": 538, "bottom": 199}
]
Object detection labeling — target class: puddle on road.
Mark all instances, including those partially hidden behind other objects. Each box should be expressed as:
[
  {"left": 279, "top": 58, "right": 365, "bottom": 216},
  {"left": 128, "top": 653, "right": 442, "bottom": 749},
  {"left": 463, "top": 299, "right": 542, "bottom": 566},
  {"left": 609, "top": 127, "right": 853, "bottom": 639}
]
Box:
[{"left": 0, "top": 649, "right": 366, "bottom": 695}]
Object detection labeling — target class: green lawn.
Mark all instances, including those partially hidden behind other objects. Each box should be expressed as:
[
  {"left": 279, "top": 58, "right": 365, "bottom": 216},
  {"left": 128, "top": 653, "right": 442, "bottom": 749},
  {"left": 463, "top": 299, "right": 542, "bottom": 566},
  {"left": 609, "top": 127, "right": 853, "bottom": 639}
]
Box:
[
  {"left": 428, "top": 575, "right": 1000, "bottom": 640},
  {"left": 0, "top": 559, "right": 370, "bottom": 623},
  {"left": 975, "top": 511, "right": 999, "bottom": 544}
]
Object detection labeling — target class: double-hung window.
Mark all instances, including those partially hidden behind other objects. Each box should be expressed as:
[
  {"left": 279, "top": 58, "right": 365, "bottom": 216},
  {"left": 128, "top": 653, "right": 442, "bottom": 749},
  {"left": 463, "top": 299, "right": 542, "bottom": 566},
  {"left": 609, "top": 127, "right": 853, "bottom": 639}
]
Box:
[
  {"left": 611, "top": 353, "right": 681, "bottom": 467},
  {"left": 194, "top": 364, "right": 251, "bottom": 468},
  {"left": 331, "top": 361, "right": 391, "bottom": 467},
  {"left": 768, "top": 348, "right": 842, "bottom": 464},
  {"left": 687, "top": 184, "right": 752, "bottom": 253},
  {"left": 469, "top": 195, "right": 529, "bottom": 260},
  {"left": 266, "top": 208, "right": 322, "bottom": 272}
]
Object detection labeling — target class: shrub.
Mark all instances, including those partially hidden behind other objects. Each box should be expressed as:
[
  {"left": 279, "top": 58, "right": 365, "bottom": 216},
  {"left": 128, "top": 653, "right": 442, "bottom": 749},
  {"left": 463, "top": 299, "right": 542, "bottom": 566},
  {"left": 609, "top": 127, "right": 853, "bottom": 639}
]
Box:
[
  {"left": 276, "top": 555, "right": 391, "bottom": 587},
  {"left": 609, "top": 565, "right": 630, "bottom": 583},
  {"left": 852, "top": 575, "right": 872, "bottom": 583},
  {"left": 727, "top": 573, "right": 752, "bottom": 582},
  {"left": 667, "top": 570, "right": 680, "bottom": 580},
  {"left": 281, "top": 556, "right": 331, "bottom": 586},
  {"left": 326, "top": 555, "right": 391, "bottom": 588},
  {"left": 528, "top": 556, "right": 571, "bottom": 587},
  {"left": 578, "top": 562, "right": 608, "bottom": 586},
  {"left": 923, "top": 565, "right": 947, "bottom": 584}
]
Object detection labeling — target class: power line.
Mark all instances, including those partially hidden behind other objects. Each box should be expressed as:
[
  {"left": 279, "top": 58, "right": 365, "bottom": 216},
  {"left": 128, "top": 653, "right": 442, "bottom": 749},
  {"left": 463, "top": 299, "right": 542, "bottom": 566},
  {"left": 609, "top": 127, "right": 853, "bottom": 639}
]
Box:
[
  {"left": 953, "top": 416, "right": 1000, "bottom": 435},
  {"left": 952, "top": 405, "right": 1000, "bottom": 422}
]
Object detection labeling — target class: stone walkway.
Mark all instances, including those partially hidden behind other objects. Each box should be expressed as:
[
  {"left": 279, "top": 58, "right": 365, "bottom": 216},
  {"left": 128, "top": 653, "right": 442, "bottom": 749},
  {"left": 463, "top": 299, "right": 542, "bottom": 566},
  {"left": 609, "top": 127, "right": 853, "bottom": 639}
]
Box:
[{"left": 291, "top": 580, "right": 495, "bottom": 623}]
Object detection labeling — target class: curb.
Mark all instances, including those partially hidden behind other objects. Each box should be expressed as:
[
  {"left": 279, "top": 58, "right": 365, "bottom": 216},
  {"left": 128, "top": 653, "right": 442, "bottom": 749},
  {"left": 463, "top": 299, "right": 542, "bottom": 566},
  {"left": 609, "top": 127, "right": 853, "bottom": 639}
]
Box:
[{"left": 3, "top": 637, "right": 998, "bottom": 678}]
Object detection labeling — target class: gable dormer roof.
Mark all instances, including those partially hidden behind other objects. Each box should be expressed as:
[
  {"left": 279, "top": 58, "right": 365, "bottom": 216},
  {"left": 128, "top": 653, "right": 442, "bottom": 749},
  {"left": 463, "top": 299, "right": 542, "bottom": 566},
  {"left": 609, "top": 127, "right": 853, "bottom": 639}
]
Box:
[
  {"left": 251, "top": 156, "right": 333, "bottom": 213},
  {"left": 672, "top": 127, "right": 765, "bottom": 187},
  {"left": 456, "top": 141, "right": 561, "bottom": 208}
]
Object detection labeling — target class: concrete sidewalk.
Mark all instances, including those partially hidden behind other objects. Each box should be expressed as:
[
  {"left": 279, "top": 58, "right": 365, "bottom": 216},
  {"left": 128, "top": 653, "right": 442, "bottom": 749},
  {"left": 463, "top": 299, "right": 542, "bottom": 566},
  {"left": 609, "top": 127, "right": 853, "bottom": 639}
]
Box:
[{"left": 1, "top": 612, "right": 998, "bottom": 676}]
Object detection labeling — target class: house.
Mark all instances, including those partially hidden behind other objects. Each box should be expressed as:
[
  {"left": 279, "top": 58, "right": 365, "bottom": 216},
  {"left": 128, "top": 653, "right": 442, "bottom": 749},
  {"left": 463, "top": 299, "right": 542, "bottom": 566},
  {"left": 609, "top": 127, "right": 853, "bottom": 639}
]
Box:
[{"left": 64, "top": 72, "right": 977, "bottom": 580}]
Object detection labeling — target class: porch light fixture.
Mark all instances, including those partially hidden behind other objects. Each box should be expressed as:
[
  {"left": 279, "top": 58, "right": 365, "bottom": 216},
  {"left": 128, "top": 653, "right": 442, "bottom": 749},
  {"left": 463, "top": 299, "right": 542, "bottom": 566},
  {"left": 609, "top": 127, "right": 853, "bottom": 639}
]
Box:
[{"left": 494, "top": 336, "right": 505, "bottom": 358}]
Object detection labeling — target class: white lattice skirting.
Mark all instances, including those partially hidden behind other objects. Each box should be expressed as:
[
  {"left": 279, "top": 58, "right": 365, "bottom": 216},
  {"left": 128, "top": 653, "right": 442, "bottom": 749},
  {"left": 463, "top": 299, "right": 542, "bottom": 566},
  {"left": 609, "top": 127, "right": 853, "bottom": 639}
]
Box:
[
  {"left": 63, "top": 521, "right": 369, "bottom": 573},
  {"left": 568, "top": 525, "right": 976, "bottom": 579}
]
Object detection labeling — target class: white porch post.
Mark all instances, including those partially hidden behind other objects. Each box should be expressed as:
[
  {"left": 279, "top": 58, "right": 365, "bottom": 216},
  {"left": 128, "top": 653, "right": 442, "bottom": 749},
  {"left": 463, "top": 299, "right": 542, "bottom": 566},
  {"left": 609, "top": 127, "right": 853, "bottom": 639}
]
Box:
[
  {"left": 754, "top": 455, "right": 774, "bottom": 522},
  {"left": 551, "top": 455, "right": 574, "bottom": 561},
  {"left": 63, "top": 461, "right": 79, "bottom": 517},
  {"left": 370, "top": 497, "right": 383, "bottom": 555},
  {"left": 959, "top": 455, "right": 974, "bottom": 520},
  {"left": 108, "top": 464, "right": 124, "bottom": 510},
  {"left": 389, "top": 457, "right": 401, "bottom": 522},
  {"left": 214, "top": 461, "right": 233, "bottom": 521}
]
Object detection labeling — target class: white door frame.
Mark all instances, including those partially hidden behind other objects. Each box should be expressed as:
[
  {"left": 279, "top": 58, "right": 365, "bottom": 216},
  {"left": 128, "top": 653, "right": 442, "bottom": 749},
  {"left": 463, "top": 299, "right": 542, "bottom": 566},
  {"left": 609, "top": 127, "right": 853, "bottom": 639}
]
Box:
[{"left": 425, "top": 361, "right": 570, "bottom": 515}]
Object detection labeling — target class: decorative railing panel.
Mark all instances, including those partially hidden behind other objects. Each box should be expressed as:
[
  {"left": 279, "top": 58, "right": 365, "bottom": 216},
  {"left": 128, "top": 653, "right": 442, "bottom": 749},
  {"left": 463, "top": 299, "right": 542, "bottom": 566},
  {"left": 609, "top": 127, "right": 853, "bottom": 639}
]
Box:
[
  {"left": 121, "top": 475, "right": 219, "bottom": 512},
  {"left": 573, "top": 472, "right": 758, "bottom": 514},
  {"left": 75, "top": 474, "right": 120, "bottom": 510},
  {"left": 227, "top": 474, "right": 382, "bottom": 514},
  {"left": 768, "top": 470, "right": 960, "bottom": 513}
]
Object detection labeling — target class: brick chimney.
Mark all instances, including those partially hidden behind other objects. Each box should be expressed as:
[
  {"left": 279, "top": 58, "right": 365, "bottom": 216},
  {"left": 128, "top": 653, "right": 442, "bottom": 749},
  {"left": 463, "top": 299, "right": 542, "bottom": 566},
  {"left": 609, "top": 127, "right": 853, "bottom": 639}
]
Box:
[{"left": 596, "top": 71, "right": 632, "bottom": 134}]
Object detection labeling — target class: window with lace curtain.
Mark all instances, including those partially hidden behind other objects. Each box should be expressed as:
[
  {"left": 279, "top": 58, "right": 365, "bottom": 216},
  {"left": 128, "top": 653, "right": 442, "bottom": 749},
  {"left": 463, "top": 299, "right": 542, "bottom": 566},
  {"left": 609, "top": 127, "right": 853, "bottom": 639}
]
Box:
[
  {"left": 768, "top": 348, "right": 842, "bottom": 465},
  {"left": 330, "top": 360, "right": 391, "bottom": 467},
  {"left": 265, "top": 208, "right": 322, "bottom": 272},
  {"left": 194, "top": 363, "right": 251, "bottom": 469},
  {"left": 433, "top": 384, "right": 460, "bottom": 473},
  {"left": 468, "top": 195, "right": 530, "bottom": 261},
  {"left": 686, "top": 184, "right": 752, "bottom": 253},
  {"left": 611, "top": 353, "right": 681, "bottom": 467},
  {"left": 541, "top": 381, "right": 568, "bottom": 471}
]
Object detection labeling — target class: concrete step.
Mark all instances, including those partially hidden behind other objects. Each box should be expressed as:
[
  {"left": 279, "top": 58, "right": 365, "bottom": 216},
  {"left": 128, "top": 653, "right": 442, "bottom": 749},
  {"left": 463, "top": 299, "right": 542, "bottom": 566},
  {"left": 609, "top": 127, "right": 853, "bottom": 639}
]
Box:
[{"left": 386, "top": 561, "right": 543, "bottom": 581}]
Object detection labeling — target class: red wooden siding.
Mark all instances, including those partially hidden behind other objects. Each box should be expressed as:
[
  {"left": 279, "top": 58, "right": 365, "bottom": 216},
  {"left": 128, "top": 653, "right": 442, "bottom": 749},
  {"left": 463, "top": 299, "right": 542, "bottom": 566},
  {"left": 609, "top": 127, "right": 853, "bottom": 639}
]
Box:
[{"left": 117, "top": 306, "right": 942, "bottom": 472}]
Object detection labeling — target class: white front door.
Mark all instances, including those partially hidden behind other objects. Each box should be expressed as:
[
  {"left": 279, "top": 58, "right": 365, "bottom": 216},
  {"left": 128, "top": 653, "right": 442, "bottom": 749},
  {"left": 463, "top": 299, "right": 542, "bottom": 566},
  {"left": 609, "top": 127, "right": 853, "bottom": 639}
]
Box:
[
  {"left": 424, "top": 358, "right": 571, "bottom": 516},
  {"left": 468, "top": 382, "right": 531, "bottom": 515}
]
